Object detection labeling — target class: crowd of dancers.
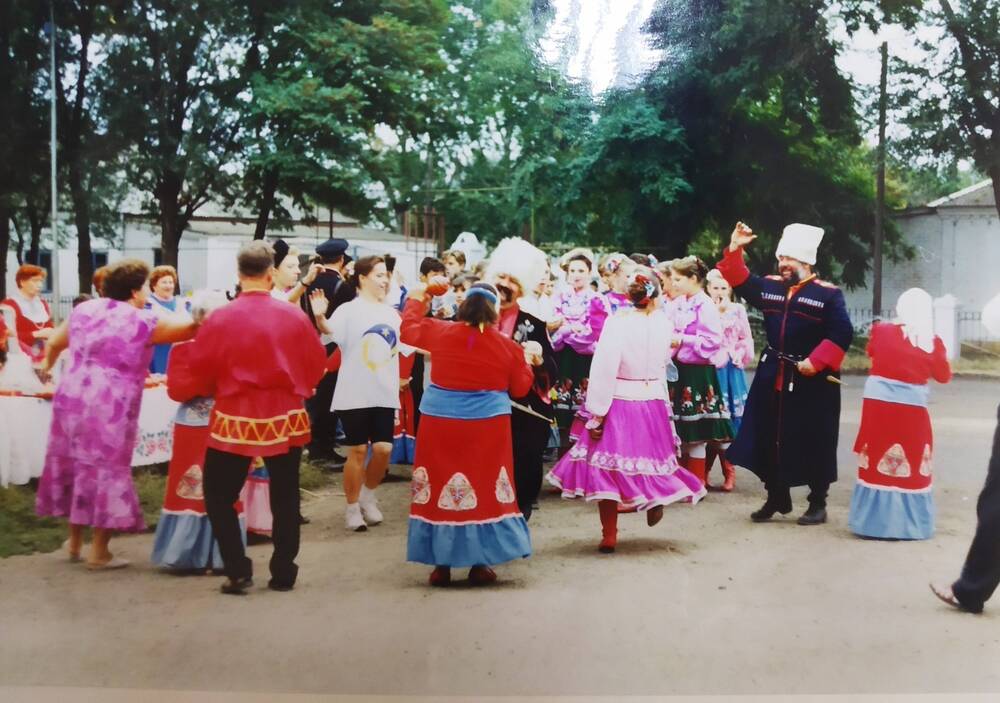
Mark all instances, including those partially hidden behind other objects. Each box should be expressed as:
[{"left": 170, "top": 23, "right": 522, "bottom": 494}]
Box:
[{"left": 7, "top": 219, "right": 1000, "bottom": 611}]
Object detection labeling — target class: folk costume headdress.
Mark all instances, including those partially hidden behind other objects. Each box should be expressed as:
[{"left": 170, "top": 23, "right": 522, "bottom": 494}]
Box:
[
  {"left": 895, "top": 288, "right": 935, "bottom": 354},
  {"left": 775, "top": 223, "right": 825, "bottom": 266},
  {"left": 559, "top": 247, "right": 596, "bottom": 272},
  {"left": 484, "top": 237, "right": 549, "bottom": 296}
]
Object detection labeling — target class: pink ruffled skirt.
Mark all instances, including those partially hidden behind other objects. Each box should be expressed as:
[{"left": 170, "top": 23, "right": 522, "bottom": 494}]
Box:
[{"left": 547, "top": 398, "right": 705, "bottom": 510}]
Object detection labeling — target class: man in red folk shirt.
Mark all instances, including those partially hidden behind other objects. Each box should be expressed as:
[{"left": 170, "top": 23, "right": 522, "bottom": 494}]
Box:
[{"left": 185, "top": 241, "right": 327, "bottom": 595}]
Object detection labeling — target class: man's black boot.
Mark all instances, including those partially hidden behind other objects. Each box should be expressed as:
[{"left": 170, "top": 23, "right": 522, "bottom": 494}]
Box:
[
  {"left": 750, "top": 491, "right": 793, "bottom": 522},
  {"left": 797, "top": 502, "right": 827, "bottom": 525}
]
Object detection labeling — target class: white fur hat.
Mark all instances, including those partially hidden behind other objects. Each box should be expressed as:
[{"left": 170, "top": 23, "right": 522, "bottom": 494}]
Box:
[
  {"left": 983, "top": 292, "right": 1000, "bottom": 337},
  {"left": 775, "top": 223, "right": 825, "bottom": 266},
  {"left": 485, "top": 237, "right": 549, "bottom": 294}
]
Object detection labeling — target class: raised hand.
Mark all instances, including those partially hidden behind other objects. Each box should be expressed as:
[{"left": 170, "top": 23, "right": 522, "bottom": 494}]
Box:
[
  {"left": 309, "top": 289, "right": 329, "bottom": 318},
  {"left": 729, "top": 221, "right": 756, "bottom": 251}
]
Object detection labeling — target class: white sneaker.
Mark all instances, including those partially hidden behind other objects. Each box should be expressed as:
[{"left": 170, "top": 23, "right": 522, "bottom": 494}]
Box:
[
  {"left": 359, "top": 486, "right": 383, "bottom": 526},
  {"left": 345, "top": 503, "right": 367, "bottom": 532}
]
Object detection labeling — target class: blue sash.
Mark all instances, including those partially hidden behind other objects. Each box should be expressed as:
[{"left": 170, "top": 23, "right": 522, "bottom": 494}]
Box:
[
  {"left": 420, "top": 384, "right": 511, "bottom": 420},
  {"left": 863, "top": 375, "right": 929, "bottom": 408}
]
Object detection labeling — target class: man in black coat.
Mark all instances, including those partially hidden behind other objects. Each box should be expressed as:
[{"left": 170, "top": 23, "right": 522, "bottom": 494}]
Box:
[
  {"left": 302, "top": 238, "right": 355, "bottom": 464},
  {"left": 932, "top": 292, "right": 1000, "bottom": 613},
  {"left": 486, "top": 237, "right": 558, "bottom": 521},
  {"left": 717, "top": 222, "right": 854, "bottom": 525}
]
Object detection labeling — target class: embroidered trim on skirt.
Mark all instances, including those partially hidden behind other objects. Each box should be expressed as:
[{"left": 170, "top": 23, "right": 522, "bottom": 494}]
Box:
[
  {"left": 669, "top": 361, "right": 734, "bottom": 443},
  {"left": 547, "top": 398, "right": 706, "bottom": 510}
]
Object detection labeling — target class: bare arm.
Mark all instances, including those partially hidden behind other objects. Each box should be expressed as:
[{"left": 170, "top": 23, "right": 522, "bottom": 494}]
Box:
[
  {"left": 40, "top": 320, "right": 70, "bottom": 372},
  {"left": 150, "top": 313, "right": 199, "bottom": 345}
]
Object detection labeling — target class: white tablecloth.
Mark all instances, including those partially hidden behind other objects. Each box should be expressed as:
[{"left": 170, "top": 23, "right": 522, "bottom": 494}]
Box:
[{"left": 0, "top": 385, "right": 179, "bottom": 487}]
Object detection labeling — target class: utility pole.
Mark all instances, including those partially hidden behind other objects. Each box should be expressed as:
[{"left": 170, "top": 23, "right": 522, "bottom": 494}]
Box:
[{"left": 872, "top": 41, "right": 888, "bottom": 316}]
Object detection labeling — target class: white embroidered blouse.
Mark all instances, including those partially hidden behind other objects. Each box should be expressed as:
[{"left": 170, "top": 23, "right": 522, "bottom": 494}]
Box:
[{"left": 585, "top": 308, "right": 676, "bottom": 418}]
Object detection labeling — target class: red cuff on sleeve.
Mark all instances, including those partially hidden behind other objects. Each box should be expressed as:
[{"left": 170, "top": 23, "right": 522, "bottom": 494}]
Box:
[
  {"left": 808, "top": 339, "right": 847, "bottom": 372},
  {"left": 716, "top": 247, "right": 751, "bottom": 288}
]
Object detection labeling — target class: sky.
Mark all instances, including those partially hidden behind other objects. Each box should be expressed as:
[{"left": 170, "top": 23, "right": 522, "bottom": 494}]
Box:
[{"left": 540, "top": 0, "right": 933, "bottom": 97}]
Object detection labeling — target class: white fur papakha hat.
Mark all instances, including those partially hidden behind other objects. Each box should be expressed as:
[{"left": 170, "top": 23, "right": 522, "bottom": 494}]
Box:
[
  {"left": 559, "top": 247, "right": 596, "bottom": 271},
  {"left": 775, "top": 223, "right": 825, "bottom": 266},
  {"left": 485, "top": 237, "right": 549, "bottom": 294}
]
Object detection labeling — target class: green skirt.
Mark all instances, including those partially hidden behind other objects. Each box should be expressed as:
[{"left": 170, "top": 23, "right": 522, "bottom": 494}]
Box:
[
  {"left": 669, "top": 361, "right": 734, "bottom": 444},
  {"left": 554, "top": 347, "right": 592, "bottom": 429}
]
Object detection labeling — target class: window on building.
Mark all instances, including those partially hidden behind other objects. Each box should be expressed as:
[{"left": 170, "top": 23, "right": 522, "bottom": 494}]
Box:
[
  {"left": 153, "top": 248, "right": 163, "bottom": 267},
  {"left": 92, "top": 251, "right": 108, "bottom": 270}
]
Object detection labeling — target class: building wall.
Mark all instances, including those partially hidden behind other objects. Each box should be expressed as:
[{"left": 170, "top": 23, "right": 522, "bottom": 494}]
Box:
[{"left": 843, "top": 208, "right": 1000, "bottom": 313}]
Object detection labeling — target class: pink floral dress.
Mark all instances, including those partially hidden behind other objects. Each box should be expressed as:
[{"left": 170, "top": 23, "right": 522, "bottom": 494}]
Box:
[{"left": 36, "top": 299, "right": 157, "bottom": 531}]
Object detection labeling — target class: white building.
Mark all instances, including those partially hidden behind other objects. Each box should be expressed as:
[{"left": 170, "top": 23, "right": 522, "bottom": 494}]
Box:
[
  {"left": 843, "top": 180, "right": 1000, "bottom": 342},
  {"left": 5, "top": 199, "right": 439, "bottom": 318}
]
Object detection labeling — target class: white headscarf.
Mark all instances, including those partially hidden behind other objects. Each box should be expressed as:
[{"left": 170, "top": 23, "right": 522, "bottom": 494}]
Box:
[{"left": 895, "top": 288, "right": 934, "bottom": 353}]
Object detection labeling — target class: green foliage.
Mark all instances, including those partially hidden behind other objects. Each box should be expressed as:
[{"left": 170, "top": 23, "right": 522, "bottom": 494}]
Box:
[{"left": 882, "top": 0, "right": 1000, "bottom": 218}]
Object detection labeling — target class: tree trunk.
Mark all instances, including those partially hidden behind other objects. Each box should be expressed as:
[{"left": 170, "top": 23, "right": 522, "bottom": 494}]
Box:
[
  {"left": 69, "top": 166, "right": 93, "bottom": 295},
  {"left": 12, "top": 214, "right": 24, "bottom": 265},
  {"left": 253, "top": 167, "right": 279, "bottom": 240},
  {"left": 155, "top": 172, "right": 183, "bottom": 269},
  {"left": 0, "top": 203, "right": 10, "bottom": 299},
  {"left": 26, "top": 201, "right": 42, "bottom": 265}
]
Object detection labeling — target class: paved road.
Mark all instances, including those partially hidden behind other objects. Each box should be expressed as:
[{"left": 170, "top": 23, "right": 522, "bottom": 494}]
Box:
[{"left": 1, "top": 378, "right": 998, "bottom": 697}]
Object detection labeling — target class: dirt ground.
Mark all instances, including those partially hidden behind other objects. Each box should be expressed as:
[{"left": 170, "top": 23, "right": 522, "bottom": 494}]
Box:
[{"left": 1, "top": 377, "right": 999, "bottom": 698}]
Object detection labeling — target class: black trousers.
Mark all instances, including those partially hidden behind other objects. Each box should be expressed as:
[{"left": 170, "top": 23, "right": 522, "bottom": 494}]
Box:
[
  {"left": 512, "top": 410, "right": 550, "bottom": 521},
  {"left": 307, "top": 357, "right": 338, "bottom": 457},
  {"left": 765, "top": 480, "right": 830, "bottom": 508},
  {"left": 203, "top": 447, "right": 302, "bottom": 587},
  {"left": 952, "top": 403, "right": 1000, "bottom": 613}
]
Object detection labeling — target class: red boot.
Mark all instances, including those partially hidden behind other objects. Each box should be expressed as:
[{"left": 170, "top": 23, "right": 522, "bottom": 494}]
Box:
[
  {"left": 720, "top": 456, "right": 736, "bottom": 492},
  {"left": 598, "top": 500, "right": 618, "bottom": 553},
  {"left": 704, "top": 443, "right": 720, "bottom": 491},
  {"left": 686, "top": 456, "right": 707, "bottom": 487}
]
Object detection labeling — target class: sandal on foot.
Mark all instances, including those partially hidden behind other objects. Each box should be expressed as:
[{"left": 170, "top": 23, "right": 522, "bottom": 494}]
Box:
[
  {"left": 86, "top": 557, "right": 130, "bottom": 571},
  {"left": 62, "top": 539, "right": 82, "bottom": 563},
  {"left": 930, "top": 582, "right": 981, "bottom": 613}
]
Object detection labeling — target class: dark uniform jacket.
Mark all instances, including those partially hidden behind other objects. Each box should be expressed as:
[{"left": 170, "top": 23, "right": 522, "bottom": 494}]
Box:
[
  {"left": 717, "top": 247, "right": 853, "bottom": 487},
  {"left": 507, "top": 308, "right": 557, "bottom": 421}
]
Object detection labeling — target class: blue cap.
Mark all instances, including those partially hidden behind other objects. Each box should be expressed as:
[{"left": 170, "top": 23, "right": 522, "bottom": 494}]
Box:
[{"left": 315, "top": 238, "right": 348, "bottom": 259}]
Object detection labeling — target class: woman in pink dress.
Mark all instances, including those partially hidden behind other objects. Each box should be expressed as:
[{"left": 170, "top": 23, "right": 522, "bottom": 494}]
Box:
[
  {"left": 550, "top": 248, "right": 608, "bottom": 449},
  {"left": 547, "top": 267, "right": 706, "bottom": 553},
  {"left": 704, "top": 269, "right": 754, "bottom": 491},
  {"left": 669, "top": 256, "right": 734, "bottom": 486},
  {"left": 36, "top": 260, "right": 197, "bottom": 569}
]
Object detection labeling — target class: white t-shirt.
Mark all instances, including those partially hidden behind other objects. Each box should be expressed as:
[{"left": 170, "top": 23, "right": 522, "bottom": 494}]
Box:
[{"left": 329, "top": 297, "right": 401, "bottom": 410}]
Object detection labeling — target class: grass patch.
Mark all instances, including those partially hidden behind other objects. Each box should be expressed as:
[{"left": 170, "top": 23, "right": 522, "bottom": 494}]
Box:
[
  {"left": 2, "top": 462, "right": 335, "bottom": 559},
  {"left": 0, "top": 484, "right": 66, "bottom": 558},
  {"left": 0, "top": 470, "right": 169, "bottom": 559}
]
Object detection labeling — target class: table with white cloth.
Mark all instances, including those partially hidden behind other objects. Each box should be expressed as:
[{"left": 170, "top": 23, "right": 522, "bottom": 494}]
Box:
[{"left": 0, "top": 384, "right": 179, "bottom": 487}]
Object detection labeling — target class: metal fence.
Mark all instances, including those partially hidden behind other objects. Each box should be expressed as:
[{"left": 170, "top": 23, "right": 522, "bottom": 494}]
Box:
[
  {"left": 958, "top": 310, "right": 1000, "bottom": 344},
  {"left": 41, "top": 295, "right": 76, "bottom": 324}
]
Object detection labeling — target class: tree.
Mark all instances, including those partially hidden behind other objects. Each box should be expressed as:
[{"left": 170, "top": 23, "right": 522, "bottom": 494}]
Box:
[
  {"left": 624, "top": 0, "right": 898, "bottom": 285},
  {"left": 55, "top": 0, "right": 130, "bottom": 293},
  {"left": 238, "top": 0, "right": 449, "bottom": 239},
  {"left": 889, "top": 0, "right": 1000, "bottom": 219},
  {"left": 368, "top": 0, "right": 593, "bottom": 247},
  {"left": 103, "top": 1, "right": 247, "bottom": 268},
  {"left": 0, "top": 2, "right": 49, "bottom": 298}
]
